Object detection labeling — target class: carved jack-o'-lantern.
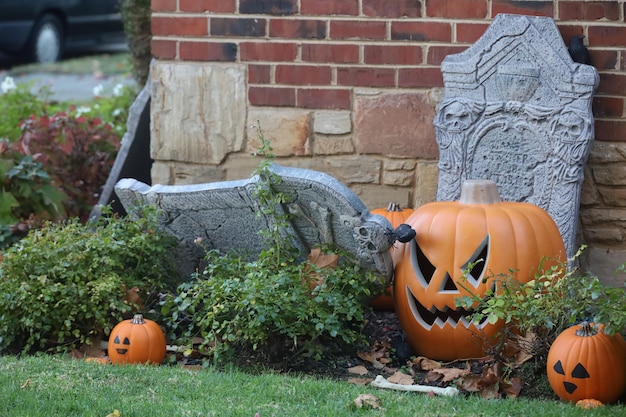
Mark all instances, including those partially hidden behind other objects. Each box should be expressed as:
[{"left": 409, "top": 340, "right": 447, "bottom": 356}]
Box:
[
  {"left": 547, "top": 322, "right": 626, "bottom": 404},
  {"left": 370, "top": 202, "right": 414, "bottom": 311},
  {"left": 394, "top": 180, "right": 566, "bottom": 360},
  {"left": 108, "top": 314, "right": 167, "bottom": 365}
]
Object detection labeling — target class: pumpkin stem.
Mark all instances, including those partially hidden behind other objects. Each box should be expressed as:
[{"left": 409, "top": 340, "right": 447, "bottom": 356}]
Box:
[
  {"left": 131, "top": 314, "right": 146, "bottom": 325},
  {"left": 459, "top": 180, "right": 502, "bottom": 205},
  {"left": 575, "top": 321, "right": 598, "bottom": 337},
  {"left": 387, "top": 202, "right": 403, "bottom": 212}
]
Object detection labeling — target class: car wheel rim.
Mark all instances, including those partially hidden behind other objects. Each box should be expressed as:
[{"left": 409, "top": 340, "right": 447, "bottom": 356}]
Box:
[{"left": 36, "top": 23, "right": 61, "bottom": 63}]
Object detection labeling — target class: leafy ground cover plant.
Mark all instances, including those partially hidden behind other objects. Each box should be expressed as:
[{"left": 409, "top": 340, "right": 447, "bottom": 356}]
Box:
[
  {"left": 0, "top": 205, "right": 179, "bottom": 354},
  {"left": 161, "top": 128, "right": 388, "bottom": 364},
  {"left": 0, "top": 144, "right": 68, "bottom": 247}
]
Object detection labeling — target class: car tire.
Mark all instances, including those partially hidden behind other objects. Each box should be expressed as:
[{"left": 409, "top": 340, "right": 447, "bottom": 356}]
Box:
[{"left": 26, "top": 14, "right": 64, "bottom": 63}]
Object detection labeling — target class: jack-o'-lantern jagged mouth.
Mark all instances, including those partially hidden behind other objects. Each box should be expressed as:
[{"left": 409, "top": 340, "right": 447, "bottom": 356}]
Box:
[{"left": 406, "top": 286, "right": 493, "bottom": 330}]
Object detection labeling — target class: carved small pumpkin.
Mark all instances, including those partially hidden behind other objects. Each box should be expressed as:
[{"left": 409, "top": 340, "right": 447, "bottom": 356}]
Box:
[
  {"left": 370, "top": 202, "right": 414, "bottom": 311},
  {"left": 547, "top": 322, "right": 626, "bottom": 404},
  {"left": 394, "top": 180, "right": 566, "bottom": 360},
  {"left": 108, "top": 314, "right": 167, "bottom": 365}
]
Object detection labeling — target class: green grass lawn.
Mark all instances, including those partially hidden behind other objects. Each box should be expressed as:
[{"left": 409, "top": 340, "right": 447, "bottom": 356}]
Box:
[{"left": 0, "top": 355, "right": 622, "bottom": 417}]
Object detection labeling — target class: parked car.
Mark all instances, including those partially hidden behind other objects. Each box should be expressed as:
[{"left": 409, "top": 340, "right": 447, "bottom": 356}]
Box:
[{"left": 0, "top": 0, "right": 126, "bottom": 64}]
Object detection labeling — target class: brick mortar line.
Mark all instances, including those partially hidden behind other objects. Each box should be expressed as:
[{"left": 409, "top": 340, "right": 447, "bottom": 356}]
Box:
[
  {"left": 151, "top": 12, "right": 626, "bottom": 26},
  {"left": 151, "top": 36, "right": 477, "bottom": 46},
  {"left": 154, "top": 38, "right": 626, "bottom": 51}
]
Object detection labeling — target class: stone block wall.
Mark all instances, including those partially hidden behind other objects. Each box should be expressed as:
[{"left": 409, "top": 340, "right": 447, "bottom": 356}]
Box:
[{"left": 149, "top": 0, "right": 626, "bottom": 284}]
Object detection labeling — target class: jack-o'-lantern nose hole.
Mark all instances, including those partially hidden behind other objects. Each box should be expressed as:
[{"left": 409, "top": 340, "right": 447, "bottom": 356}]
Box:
[
  {"left": 440, "top": 274, "right": 458, "bottom": 292},
  {"left": 461, "top": 235, "right": 489, "bottom": 288}
]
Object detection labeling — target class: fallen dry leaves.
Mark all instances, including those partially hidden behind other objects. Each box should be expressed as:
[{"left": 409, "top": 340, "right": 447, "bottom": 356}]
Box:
[
  {"left": 303, "top": 248, "right": 339, "bottom": 291},
  {"left": 412, "top": 356, "right": 443, "bottom": 371},
  {"left": 387, "top": 371, "right": 415, "bottom": 385},
  {"left": 352, "top": 393, "right": 382, "bottom": 409},
  {"left": 456, "top": 361, "right": 523, "bottom": 399},
  {"left": 347, "top": 365, "right": 369, "bottom": 376},
  {"left": 351, "top": 333, "right": 525, "bottom": 399},
  {"left": 347, "top": 377, "right": 374, "bottom": 385}
]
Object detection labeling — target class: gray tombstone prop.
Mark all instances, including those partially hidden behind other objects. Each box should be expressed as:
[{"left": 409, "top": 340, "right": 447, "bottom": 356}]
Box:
[
  {"left": 434, "top": 14, "right": 599, "bottom": 258},
  {"left": 90, "top": 80, "right": 153, "bottom": 220},
  {"left": 114, "top": 163, "right": 395, "bottom": 280}
]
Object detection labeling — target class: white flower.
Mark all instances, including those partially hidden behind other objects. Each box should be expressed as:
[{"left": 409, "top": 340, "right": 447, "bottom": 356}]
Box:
[
  {"left": 113, "top": 83, "right": 125, "bottom": 97},
  {"left": 112, "top": 108, "right": 123, "bottom": 117},
  {"left": 76, "top": 106, "right": 91, "bottom": 117},
  {"left": 1, "top": 76, "right": 16, "bottom": 93},
  {"left": 93, "top": 84, "right": 104, "bottom": 97}
]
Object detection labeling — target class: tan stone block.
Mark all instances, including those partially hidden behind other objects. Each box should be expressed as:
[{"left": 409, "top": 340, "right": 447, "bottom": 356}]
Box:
[
  {"left": 597, "top": 186, "right": 626, "bottom": 207},
  {"left": 283, "top": 157, "right": 381, "bottom": 185},
  {"left": 592, "top": 164, "right": 626, "bottom": 185},
  {"left": 385, "top": 159, "right": 417, "bottom": 171},
  {"left": 580, "top": 166, "right": 600, "bottom": 207},
  {"left": 580, "top": 246, "right": 626, "bottom": 287},
  {"left": 314, "top": 110, "right": 352, "bottom": 135},
  {"left": 588, "top": 142, "right": 626, "bottom": 164},
  {"left": 150, "top": 161, "right": 225, "bottom": 185},
  {"left": 151, "top": 161, "right": 175, "bottom": 185},
  {"left": 350, "top": 184, "right": 412, "bottom": 210},
  {"left": 383, "top": 170, "right": 414, "bottom": 187},
  {"left": 580, "top": 208, "right": 626, "bottom": 225},
  {"left": 414, "top": 161, "right": 439, "bottom": 208},
  {"left": 582, "top": 226, "right": 626, "bottom": 244},
  {"left": 171, "top": 163, "right": 225, "bottom": 185},
  {"left": 313, "top": 135, "right": 355, "bottom": 155},
  {"left": 248, "top": 108, "right": 312, "bottom": 156},
  {"left": 151, "top": 62, "right": 246, "bottom": 164},
  {"left": 354, "top": 92, "right": 438, "bottom": 158},
  {"left": 222, "top": 153, "right": 261, "bottom": 181}
]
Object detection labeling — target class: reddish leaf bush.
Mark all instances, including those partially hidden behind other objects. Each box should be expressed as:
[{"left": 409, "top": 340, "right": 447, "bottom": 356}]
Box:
[{"left": 17, "top": 112, "right": 120, "bottom": 221}]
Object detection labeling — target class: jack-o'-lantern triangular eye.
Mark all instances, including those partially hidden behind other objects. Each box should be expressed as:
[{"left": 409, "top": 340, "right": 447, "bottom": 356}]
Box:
[
  {"left": 461, "top": 235, "right": 489, "bottom": 288},
  {"left": 553, "top": 360, "right": 565, "bottom": 375},
  {"left": 410, "top": 239, "right": 436, "bottom": 289},
  {"left": 572, "top": 363, "right": 590, "bottom": 379}
]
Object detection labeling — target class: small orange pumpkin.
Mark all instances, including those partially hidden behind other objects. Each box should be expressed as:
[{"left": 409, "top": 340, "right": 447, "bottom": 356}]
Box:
[
  {"left": 575, "top": 399, "right": 604, "bottom": 409},
  {"left": 394, "top": 180, "right": 566, "bottom": 360},
  {"left": 108, "top": 314, "right": 167, "bottom": 365},
  {"left": 370, "top": 202, "right": 414, "bottom": 310},
  {"left": 547, "top": 321, "right": 626, "bottom": 404}
]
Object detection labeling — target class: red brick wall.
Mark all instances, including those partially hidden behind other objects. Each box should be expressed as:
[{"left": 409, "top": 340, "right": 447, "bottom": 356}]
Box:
[{"left": 151, "top": 0, "right": 626, "bottom": 143}]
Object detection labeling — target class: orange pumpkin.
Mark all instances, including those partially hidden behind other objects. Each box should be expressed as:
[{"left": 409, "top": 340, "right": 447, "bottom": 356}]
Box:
[
  {"left": 547, "top": 322, "right": 626, "bottom": 404},
  {"left": 108, "top": 314, "right": 167, "bottom": 365},
  {"left": 575, "top": 399, "right": 604, "bottom": 409},
  {"left": 394, "top": 180, "right": 566, "bottom": 360},
  {"left": 370, "top": 202, "right": 414, "bottom": 311}
]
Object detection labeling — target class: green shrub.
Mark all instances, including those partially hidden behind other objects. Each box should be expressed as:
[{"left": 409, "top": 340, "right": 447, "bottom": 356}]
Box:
[
  {"left": 161, "top": 128, "right": 387, "bottom": 363},
  {"left": 0, "top": 205, "right": 179, "bottom": 354},
  {"left": 0, "top": 148, "right": 68, "bottom": 248},
  {"left": 120, "top": 0, "right": 152, "bottom": 86},
  {"left": 162, "top": 245, "right": 386, "bottom": 363}
]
